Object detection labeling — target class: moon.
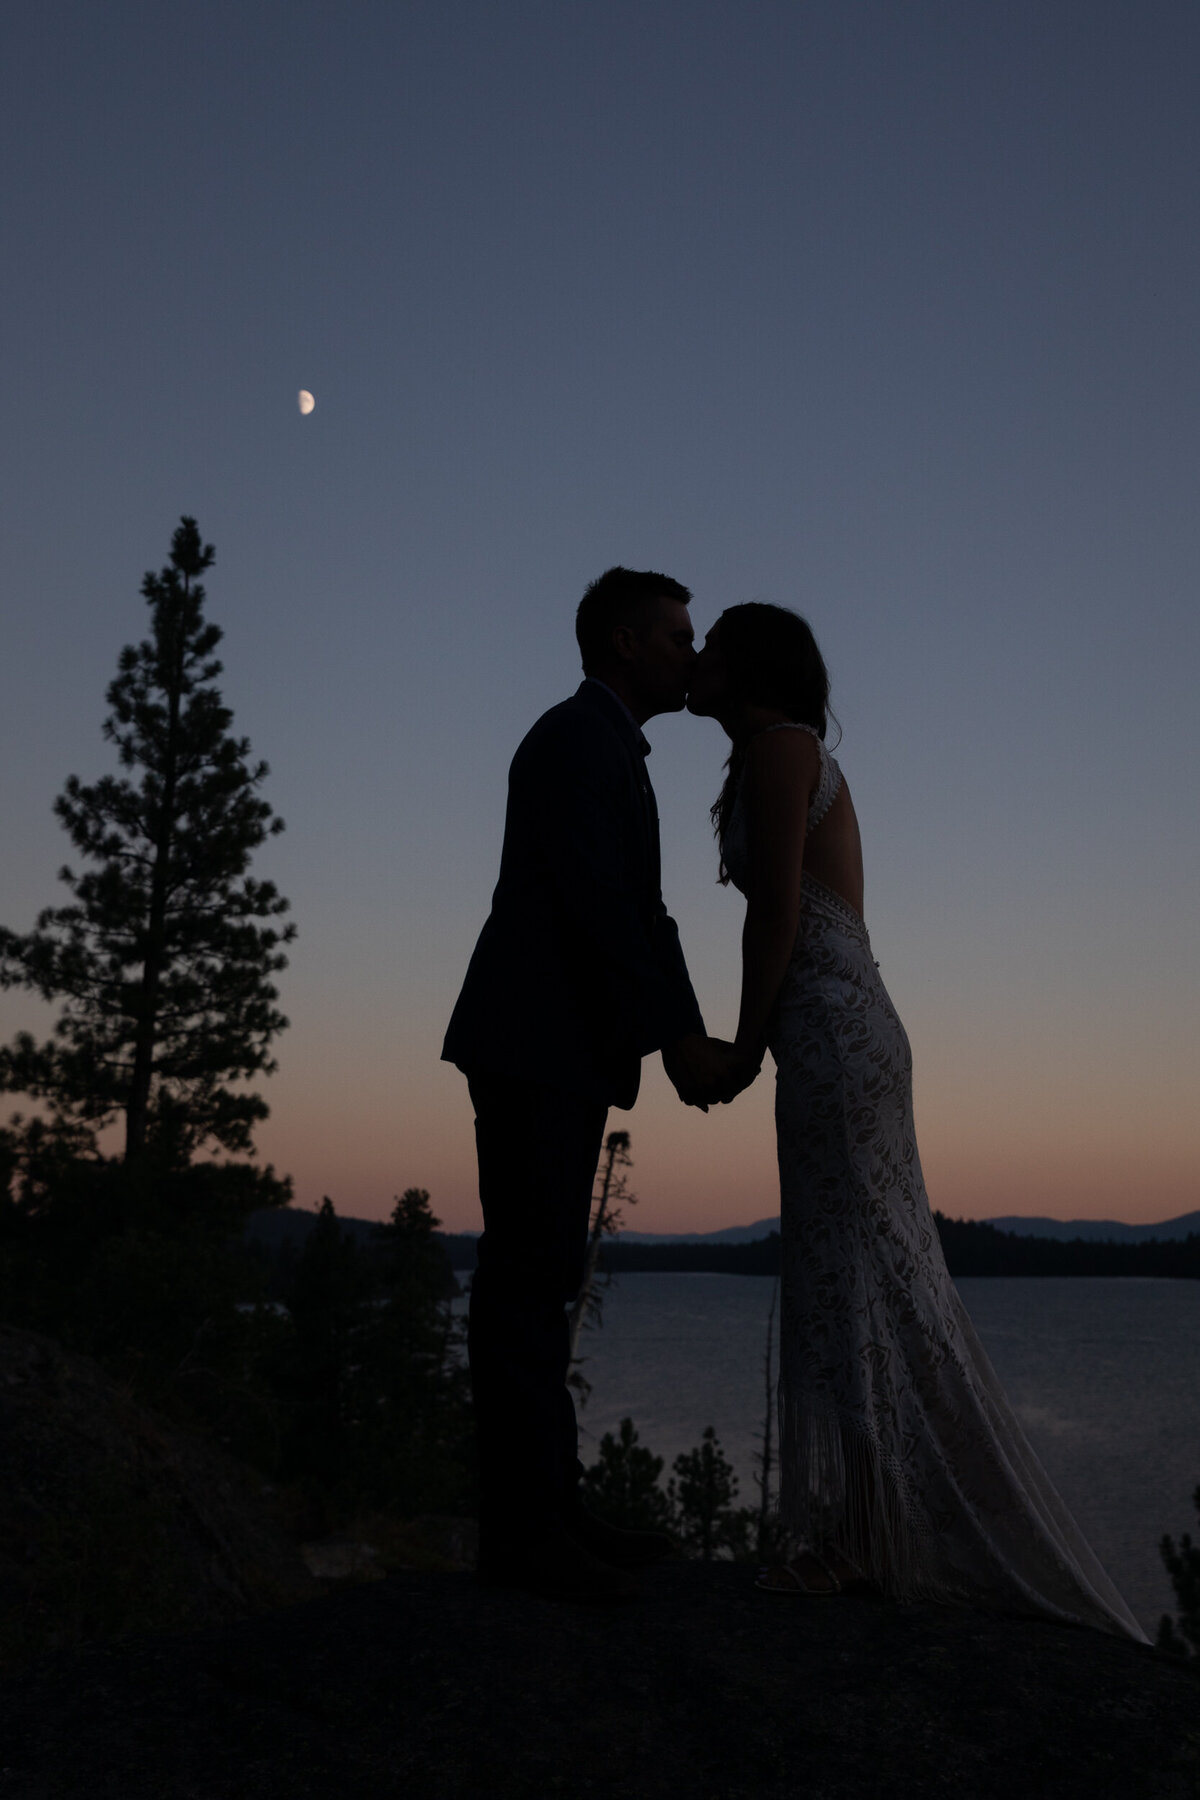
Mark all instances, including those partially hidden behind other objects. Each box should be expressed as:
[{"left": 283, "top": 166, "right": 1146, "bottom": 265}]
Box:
[{"left": 298, "top": 389, "right": 315, "bottom": 415}]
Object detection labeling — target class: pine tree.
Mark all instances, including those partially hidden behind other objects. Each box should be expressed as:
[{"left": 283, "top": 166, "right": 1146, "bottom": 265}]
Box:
[
  {"left": 668, "top": 1426, "right": 754, "bottom": 1562},
  {"left": 357, "top": 1188, "right": 474, "bottom": 1514},
  {"left": 1158, "top": 1484, "right": 1200, "bottom": 1658},
  {"left": 276, "top": 1191, "right": 474, "bottom": 1520},
  {"left": 566, "top": 1129, "right": 636, "bottom": 1404},
  {"left": 0, "top": 517, "right": 294, "bottom": 1176},
  {"left": 280, "top": 1196, "right": 365, "bottom": 1497},
  {"left": 581, "top": 1416, "right": 675, "bottom": 1535}
]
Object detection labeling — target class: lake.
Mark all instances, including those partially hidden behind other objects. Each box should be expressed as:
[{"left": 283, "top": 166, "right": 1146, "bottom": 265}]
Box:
[{"left": 566, "top": 1272, "right": 1200, "bottom": 1637}]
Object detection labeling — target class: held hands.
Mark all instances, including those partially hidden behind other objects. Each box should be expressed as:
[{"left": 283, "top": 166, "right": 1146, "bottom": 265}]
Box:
[
  {"left": 663, "top": 1033, "right": 762, "bottom": 1109},
  {"left": 698, "top": 1037, "right": 763, "bottom": 1105}
]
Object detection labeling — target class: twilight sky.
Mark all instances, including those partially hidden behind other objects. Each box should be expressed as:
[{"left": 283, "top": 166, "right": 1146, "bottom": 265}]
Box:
[{"left": 2, "top": 2, "right": 1197, "bottom": 1232}]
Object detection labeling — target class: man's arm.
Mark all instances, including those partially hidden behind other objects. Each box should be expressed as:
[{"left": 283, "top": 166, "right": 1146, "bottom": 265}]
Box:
[{"left": 518, "top": 712, "right": 703, "bottom": 1054}]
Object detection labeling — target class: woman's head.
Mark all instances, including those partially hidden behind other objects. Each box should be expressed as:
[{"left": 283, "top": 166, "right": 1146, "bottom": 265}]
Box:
[
  {"left": 692, "top": 602, "right": 830, "bottom": 739},
  {"left": 697, "top": 603, "right": 835, "bottom": 878}
]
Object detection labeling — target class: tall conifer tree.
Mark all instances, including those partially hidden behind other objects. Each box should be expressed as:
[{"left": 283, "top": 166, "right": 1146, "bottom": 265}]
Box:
[{"left": 0, "top": 517, "right": 295, "bottom": 1170}]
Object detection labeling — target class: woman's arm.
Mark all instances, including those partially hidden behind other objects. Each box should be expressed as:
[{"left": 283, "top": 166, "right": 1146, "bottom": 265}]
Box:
[{"left": 731, "top": 728, "right": 815, "bottom": 1063}]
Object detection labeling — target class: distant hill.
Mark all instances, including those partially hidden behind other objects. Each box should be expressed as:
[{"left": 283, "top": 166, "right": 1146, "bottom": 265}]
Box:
[
  {"left": 602, "top": 1217, "right": 1200, "bottom": 1280},
  {"left": 618, "top": 1216, "right": 781, "bottom": 1245},
  {"left": 985, "top": 1211, "right": 1200, "bottom": 1243},
  {"left": 245, "top": 1208, "right": 384, "bottom": 1252},
  {"left": 621, "top": 1211, "right": 1200, "bottom": 1245},
  {"left": 245, "top": 1206, "right": 1200, "bottom": 1280},
  {"left": 244, "top": 1207, "right": 476, "bottom": 1284}
]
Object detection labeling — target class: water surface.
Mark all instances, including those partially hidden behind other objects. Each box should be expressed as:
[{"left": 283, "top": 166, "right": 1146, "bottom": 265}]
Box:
[{"left": 573, "top": 1272, "right": 1199, "bottom": 1636}]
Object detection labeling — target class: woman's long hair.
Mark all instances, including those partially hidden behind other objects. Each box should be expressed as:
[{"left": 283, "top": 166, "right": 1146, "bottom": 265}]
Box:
[{"left": 710, "top": 603, "right": 834, "bottom": 883}]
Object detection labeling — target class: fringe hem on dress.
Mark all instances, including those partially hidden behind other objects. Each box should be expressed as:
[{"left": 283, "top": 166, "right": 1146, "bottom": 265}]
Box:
[
  {"left": 777, "top": 1392, "right": 1148, "bottom": 1639},
  {"left": 778, "top": 1395, "right": 967, "bottom": 1607}
]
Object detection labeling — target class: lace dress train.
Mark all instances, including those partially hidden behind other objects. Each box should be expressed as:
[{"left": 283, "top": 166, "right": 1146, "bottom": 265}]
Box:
[
  {"left": 727, "top": 726, "right": 1146, "bottom": 1640},
  {"left": 771, "top": 876, "right": 1144, "bottom": 1639}
]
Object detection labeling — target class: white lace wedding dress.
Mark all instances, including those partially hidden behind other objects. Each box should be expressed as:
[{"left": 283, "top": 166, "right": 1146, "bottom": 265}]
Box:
[{"left": 723, "top": 724, "right": 1146, "bottom": 1640}]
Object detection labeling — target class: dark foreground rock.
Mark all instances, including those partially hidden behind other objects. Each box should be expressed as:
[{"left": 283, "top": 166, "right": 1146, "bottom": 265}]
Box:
[
  {"left": 0, "top": 1325, "right": 317, "bottom": 1664},
  {"left": 0, "top": 1562, "right": 1196, "bottom": 1799}
]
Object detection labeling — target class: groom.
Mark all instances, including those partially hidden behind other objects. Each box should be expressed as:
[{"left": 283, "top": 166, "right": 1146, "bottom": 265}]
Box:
[{"left": 443, "top": 566, "right": 723, "bottom": 1602}]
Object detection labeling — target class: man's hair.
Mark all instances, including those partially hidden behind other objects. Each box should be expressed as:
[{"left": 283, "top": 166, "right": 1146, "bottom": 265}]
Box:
[{"left": 575, "top": 566, "right": 691, "bottom": 674}]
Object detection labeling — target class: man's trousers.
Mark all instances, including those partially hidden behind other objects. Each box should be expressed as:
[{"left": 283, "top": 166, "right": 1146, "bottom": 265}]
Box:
[{"left": 466, "top": 1070, "right": 607, "bottom": 1557}]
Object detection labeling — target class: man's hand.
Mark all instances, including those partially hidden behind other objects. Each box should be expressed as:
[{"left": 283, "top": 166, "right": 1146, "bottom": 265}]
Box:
[
  {"left": 663, "top": 1034, "right": 761, "bottom": 1109},
  {"left": 662, "top": 1033, "right": 716, "bottom": 1109},
  {"left": 695, "top": 1038, "right": 762, "bottom": 1105}
]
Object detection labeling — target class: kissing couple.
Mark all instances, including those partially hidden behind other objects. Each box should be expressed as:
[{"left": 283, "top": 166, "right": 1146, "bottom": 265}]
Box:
[{"left": 443, "top": 567, "right": 1144, "bottom": 1638}]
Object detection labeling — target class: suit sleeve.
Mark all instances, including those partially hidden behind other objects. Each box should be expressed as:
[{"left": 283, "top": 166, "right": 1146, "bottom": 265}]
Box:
[
  {"left": 513, "top": 716, "right": 704, "bottom": 1054},
  {"left": 649, "top": 895, "right": 706, "bottom": 1043}
]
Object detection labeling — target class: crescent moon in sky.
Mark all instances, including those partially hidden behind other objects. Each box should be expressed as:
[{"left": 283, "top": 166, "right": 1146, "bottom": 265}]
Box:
[{"left": 298, "top": 389, "right": 315, "bottom": 415}]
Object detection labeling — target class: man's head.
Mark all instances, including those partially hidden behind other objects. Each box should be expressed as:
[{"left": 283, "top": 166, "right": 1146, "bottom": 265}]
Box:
[{"left": 575, "top": 566, "right": 695, "bottom": 723}]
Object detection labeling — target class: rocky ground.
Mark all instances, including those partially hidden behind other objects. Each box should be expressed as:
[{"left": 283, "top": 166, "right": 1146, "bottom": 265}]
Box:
[
  {"left": 2, "top": 1321, "right": 1197, "bottom": 1798},
  {"left": 0, "top": 1324, "right": 318, "bottom": 1665},
  {"left": 1, "top": 1560, "right": 1197, "bottom": 1800}
]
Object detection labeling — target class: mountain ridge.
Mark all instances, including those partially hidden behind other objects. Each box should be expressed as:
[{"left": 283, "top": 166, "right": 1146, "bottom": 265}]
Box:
[
  {"left": 985, "top": 1210, "right": 1200, "bottom": 1243},
  {"left": 248, "top": 1207, "right": 1200, "bottom": 1249},
  {"left": 613, "top": 1209, "right": 1200, "bottom": 1245}
]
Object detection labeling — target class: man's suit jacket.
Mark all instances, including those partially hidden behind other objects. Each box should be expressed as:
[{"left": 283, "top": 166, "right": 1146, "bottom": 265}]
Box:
[{"left": 442, "top": 680, "right": 704, "bottom": 1109}]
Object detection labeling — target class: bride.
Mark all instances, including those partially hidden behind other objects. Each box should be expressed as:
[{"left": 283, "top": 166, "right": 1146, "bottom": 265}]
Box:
[{"left": 687, "top": 602, "right": 1146, "bottom": 1640}]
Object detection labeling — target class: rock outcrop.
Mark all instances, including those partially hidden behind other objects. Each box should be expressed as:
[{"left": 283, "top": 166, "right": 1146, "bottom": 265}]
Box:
[
  {"left": 1, "top": 1323, "right": 1196, "bottom": 1796},
  {"left": 1, "top": 1559, "right": 1196, "bottom": 1797},
  {"left": 0, "top": 1324, "right": 316, "bottom": 1664}
]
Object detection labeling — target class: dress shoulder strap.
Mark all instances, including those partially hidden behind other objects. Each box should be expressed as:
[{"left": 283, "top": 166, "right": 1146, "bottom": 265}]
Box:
[{"left": 756, "top": 722, "right": 843, "bottom": 835}]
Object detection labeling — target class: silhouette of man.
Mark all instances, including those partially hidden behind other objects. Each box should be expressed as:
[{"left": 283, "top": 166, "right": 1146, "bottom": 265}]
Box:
[{"left": 443, "top": 567, "right": 719, "bottom": 1600}]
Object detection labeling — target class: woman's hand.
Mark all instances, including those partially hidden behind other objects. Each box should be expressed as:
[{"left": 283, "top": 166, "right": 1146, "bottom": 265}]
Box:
[{"left": 694, "top": 1037, "right": 763, "bottom": 1105}]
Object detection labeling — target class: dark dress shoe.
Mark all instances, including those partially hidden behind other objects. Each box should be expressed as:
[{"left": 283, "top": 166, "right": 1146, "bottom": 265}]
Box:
[
  {"left": 477, "top": 1522, "right": 639, "bottom": 1604},
  {"left": 565, "top": 1507, "right": 675, "bottom": 1569}
]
